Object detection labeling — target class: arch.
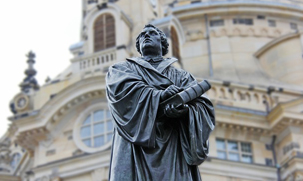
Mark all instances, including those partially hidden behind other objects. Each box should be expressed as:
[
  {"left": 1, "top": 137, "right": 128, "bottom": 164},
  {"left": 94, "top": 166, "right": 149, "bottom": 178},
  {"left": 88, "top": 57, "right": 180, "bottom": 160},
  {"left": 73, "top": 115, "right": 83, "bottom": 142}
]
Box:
[
  {"left": 93, "top": 13, "right": 116, "bottom": 52},
  {"left": 252, "top": 93, "right": 259, "bottom": 103},
  {"left": 274, "top": 29, "right": 281, "bottom": 37},
  {"left": 245, "top": 92, "right": 251, "bottom": 102},
  {"left": 208, "top": 87, "right": 217, "bottom": 99},
  {"left": 236, "top": 91, "right": 244, "bottom": 101},
  {"left": 210, "top": 30, "right": 216, "bottom": 37},
  {"left": 247, "top": 28, "right": 254, "bottom": 36},
  {"left": 220, "top": 28, "right": 228, "bottom": 37},
  {"left": 233, "top": 28, "right": 241, "bottom": 36},
  {"left": 260, "top": 28, "right": 268, "bottom": 37},
  {"left": 219, "top": 88, "right": 226, "bottom": 99}
]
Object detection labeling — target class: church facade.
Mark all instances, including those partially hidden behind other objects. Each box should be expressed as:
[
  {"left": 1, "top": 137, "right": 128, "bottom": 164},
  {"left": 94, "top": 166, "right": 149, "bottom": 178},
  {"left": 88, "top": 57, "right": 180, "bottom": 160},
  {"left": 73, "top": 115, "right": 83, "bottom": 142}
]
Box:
[{"left": 1, "top": 0, "right": 303, "bottom": 180}]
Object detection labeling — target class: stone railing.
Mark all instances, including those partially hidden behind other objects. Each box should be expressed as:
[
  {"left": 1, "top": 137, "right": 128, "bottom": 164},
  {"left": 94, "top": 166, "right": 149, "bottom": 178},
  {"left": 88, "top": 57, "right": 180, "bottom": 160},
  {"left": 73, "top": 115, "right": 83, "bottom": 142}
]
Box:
[
  {"left": 78, "top": 47, "right": 117, "bottom": 72},
  {"left": 205, "top": 80, "right": 274, "bottom": 112},
  {"left": 71, "top": 47, "right": 129, "bottom": 78}
]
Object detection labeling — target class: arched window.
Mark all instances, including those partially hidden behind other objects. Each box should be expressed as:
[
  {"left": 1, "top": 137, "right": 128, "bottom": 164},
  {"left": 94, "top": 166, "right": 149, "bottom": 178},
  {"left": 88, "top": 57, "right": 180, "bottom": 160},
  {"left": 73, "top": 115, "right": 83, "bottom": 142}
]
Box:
[
  {"left": 171, "top": 27, "right": 181, "bottom": 62},
  {"left": 94, "top": 14, "right": 116, "bottom": 52},
  {"left": 80, "top": 109, "right": 114, "bottom": 148}
]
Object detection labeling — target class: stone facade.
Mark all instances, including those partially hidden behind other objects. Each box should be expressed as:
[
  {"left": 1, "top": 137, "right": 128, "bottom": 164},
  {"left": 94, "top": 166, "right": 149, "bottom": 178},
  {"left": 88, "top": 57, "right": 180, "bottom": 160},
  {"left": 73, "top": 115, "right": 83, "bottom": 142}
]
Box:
[{"left": 1, "top": 0, "right": 303, "bottom": 180}]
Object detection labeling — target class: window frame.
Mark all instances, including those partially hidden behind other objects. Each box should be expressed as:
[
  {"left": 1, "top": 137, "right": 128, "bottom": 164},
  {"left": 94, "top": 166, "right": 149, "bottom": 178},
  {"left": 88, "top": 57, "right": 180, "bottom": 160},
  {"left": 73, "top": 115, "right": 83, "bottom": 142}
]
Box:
[
  {"left": 216, "top": 138, "right": 253, "bottom": 163},
  {"left": 73, "top": 103, "right": 114, "bottom": 153}
]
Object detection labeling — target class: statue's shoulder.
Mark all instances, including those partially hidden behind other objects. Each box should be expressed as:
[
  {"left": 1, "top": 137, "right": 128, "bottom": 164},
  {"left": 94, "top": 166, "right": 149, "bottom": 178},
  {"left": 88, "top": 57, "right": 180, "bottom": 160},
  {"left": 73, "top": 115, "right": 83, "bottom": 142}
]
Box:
[{"left": 110, "top": 59, "right": 133, "bottom": 68}]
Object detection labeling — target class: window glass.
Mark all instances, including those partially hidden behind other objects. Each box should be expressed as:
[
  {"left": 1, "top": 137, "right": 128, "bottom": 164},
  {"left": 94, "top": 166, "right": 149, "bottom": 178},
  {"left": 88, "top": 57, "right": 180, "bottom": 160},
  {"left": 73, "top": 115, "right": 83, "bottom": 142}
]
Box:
[
  {"left": 290, "top": 23, "right": 297, "bottom": 30},
  {"left": 228, "top": 153, "right": 240, "bottom": 161},
  {"left": 107, "top": 133, "right": 113, "bottom": 142},
  {"left": 94, "top": 110, "right": 104, "bottom": 122},
  {"left": 210, "top": 19, "right": 224, "bottom": 27},
  {"left": 81, "top": 126, "right": 91, "bottom": 138},
  {"left": 107, "top": 120, "right": 113, "bottom": 130},
  {"left": 106, "top": 110, "right": 111, "bottom": 118},
  {"left": 216, "top": 139, "right": 225, "bottom": 150},
  {"left": 233, "top": 18, "right": 253, "bottom": 25},
  {"left": 94, "top": 136, "right": 104, "bottom": 147},
  {"left": 217, "top": 151, "right": 226, "bottom": 159},
  {"left": 242, "top": 154, "right": 253, "bottom": 163},
  {"left": 241, "top": 142, "right": 251, "bottom": 153},
  {"left": 82, "top": 115, "right": 91, "bottom": 125},
  {"left": 268, "top": 20, "right": 276, "bottom": 27},
  {"left": 228, "top": 141, "right": 238, "bottom": 151}
]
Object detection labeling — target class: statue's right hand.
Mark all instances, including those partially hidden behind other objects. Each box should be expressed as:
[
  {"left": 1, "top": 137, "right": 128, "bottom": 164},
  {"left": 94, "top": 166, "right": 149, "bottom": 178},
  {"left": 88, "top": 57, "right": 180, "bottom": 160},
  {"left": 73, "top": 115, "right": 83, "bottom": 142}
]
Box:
[{"left": 160, "top": 85, "right": 183, "bottom": 101}]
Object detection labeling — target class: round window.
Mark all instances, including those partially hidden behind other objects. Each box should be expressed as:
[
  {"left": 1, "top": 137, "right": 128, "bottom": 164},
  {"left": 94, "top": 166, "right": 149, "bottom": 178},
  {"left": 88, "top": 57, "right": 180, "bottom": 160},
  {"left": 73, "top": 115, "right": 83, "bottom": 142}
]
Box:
[{"left": 80, "top": 109, "right": 114, "bottom": 148}]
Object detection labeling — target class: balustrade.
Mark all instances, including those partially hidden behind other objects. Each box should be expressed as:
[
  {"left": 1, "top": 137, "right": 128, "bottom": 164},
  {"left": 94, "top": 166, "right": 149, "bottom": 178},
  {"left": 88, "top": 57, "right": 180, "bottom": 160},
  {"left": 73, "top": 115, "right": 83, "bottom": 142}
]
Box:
[{"left": 206, "top": 81, "right": 274, "bottom": 112}]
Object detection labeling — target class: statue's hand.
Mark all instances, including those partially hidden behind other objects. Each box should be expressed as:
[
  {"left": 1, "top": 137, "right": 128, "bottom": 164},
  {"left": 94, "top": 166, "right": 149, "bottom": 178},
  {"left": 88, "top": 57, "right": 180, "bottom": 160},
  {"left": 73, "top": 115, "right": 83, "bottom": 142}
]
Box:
[
  {"left": 160, "top": 85, "right": 183, "bottom": 101},
  {"left": 164, "top": 104, "right": 189, "bottom": 118}
]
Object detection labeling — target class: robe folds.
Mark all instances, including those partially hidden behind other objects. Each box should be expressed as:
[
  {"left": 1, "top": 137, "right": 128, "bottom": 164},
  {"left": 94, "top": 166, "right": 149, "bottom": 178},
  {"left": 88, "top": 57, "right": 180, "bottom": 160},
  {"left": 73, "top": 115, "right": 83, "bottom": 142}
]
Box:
[{"left": 106, "top": 57, "right": 215, "bottom": 181}]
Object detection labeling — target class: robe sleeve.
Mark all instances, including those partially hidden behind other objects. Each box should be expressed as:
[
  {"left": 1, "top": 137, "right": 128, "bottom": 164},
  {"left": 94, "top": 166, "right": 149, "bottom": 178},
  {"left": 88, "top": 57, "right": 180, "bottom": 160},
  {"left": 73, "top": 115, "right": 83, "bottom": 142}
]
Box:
[
  {"left": 178, "top": 71, "right": 215, "bottom": 165},
  {"left": 106, "top": 62, "right": 162, "bottom": 148}
]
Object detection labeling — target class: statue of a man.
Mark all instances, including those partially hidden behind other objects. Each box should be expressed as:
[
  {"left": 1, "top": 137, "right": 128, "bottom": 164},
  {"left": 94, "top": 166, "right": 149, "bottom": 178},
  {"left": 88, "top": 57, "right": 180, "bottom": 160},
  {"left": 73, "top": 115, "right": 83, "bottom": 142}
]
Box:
[{"left": 106, "top": 24, "right": 215, "bottom": 180}]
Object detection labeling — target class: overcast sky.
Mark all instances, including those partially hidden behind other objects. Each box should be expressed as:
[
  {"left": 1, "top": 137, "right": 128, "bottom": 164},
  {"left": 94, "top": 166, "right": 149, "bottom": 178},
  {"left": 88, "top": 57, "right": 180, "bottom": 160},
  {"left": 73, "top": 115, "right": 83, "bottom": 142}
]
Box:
[{"left": 0, "top": 0, "right": 82, "bottom": 137}]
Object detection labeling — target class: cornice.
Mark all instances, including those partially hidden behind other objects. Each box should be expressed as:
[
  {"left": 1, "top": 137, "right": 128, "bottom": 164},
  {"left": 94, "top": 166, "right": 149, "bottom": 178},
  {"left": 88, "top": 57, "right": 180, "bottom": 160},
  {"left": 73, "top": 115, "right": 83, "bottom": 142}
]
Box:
[
  {"left": 32, "top": 149, "right": 111, "bottom": 176},
  {"left": 170, "top": 1, "right": 303, "bottom": 19}
]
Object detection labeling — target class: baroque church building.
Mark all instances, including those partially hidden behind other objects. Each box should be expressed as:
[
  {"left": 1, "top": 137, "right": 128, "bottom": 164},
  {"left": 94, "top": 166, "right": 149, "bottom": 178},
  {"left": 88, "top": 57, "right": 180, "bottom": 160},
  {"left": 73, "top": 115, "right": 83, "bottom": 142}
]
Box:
[{"left": 1, "top": 0, "right": 303, "bottom": 180}]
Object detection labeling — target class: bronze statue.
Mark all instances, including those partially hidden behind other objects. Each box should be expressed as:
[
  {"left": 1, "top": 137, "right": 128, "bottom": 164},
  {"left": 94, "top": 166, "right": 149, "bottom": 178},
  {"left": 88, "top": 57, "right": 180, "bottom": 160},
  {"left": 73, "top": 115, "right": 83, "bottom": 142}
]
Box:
[{"left": 106, "top": 24, "right": 215, "bottom": 180}]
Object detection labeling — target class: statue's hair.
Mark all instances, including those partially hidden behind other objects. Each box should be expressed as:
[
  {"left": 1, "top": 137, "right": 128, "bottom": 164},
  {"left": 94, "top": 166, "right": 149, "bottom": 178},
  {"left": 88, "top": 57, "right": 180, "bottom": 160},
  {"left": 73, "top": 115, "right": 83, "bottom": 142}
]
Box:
[{"left": 136, "top": 24, "right": 169, "bottom": 56}]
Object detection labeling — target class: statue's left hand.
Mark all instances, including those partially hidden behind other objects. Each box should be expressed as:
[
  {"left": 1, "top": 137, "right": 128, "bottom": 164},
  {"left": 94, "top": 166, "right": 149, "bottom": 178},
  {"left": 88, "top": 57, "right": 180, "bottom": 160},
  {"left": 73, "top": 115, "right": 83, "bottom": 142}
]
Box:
[{"left": 164, "top": 104, "right": 189, "bottom": 118}]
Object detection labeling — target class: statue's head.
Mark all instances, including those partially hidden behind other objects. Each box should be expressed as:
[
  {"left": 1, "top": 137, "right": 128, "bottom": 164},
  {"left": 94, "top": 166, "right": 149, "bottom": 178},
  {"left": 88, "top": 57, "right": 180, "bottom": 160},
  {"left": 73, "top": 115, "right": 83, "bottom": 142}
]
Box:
[{"left": 136, "top": 24, "right": 169, "bottom": 56}]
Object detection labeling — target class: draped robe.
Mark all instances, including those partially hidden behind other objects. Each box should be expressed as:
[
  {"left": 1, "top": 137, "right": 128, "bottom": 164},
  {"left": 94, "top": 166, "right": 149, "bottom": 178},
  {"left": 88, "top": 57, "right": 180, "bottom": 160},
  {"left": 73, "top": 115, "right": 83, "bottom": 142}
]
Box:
[{"left": 106, "top": 57, "right": 215, "bottom": 181}]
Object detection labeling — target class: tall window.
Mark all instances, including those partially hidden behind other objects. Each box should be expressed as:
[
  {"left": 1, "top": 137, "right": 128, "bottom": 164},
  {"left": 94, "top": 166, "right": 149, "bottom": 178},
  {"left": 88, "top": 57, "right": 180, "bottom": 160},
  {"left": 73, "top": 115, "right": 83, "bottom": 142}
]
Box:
[
  {"left": 80, "top": 109, "right": 114, "bottom": 148},
  {"left": 216, "top": 138, "right": 253, "bottom": 163},
  {"left": 94, "top": 14, "right": 116, "bottom": 52},
  {"left": 171, "top": 27, "right": 181, "bottom": 62}
]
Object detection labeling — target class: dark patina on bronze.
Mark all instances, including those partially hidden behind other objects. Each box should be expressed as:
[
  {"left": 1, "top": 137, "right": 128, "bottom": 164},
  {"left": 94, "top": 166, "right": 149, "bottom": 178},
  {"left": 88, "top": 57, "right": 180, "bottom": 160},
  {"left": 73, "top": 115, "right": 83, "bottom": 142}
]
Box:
[{"left": 106, "top": 24, "right": 215, "bottom": 181}]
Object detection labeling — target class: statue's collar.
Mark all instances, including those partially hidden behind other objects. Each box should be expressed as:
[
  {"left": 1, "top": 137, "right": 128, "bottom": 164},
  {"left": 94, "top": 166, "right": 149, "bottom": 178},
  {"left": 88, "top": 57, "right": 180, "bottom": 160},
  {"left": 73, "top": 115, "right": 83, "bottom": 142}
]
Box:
[
  {"left": 126, "top": 57, "right": 177, "bottom": 73},
  {"left": 143, "top": 56, "right": 163, "bottom": 63}
]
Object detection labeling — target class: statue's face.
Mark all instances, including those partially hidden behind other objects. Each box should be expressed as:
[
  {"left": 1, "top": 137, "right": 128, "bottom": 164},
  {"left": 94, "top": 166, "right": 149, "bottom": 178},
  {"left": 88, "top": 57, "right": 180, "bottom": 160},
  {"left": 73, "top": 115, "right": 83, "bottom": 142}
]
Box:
[{"left": 138, "top": 27, "right": 162, "bottom": 56}]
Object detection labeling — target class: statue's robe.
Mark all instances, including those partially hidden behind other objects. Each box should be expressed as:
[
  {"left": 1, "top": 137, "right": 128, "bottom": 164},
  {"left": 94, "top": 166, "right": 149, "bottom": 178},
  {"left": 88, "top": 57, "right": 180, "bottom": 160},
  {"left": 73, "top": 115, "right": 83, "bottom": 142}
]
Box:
[{"left": 106, "top": 57, "right": 215, "bottom": 181}]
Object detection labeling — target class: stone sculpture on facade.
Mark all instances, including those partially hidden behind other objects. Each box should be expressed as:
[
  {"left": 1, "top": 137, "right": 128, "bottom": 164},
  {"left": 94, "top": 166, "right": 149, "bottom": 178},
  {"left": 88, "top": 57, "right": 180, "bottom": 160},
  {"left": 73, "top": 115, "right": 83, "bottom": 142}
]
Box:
[{"left": 106, "top": 24, "right": 215, "bottom": 180}]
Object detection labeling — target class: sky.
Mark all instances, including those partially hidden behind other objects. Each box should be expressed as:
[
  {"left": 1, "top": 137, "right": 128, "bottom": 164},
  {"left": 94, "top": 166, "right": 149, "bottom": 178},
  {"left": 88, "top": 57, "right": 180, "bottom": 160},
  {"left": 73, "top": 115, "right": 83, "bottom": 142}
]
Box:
[{"left": 0, "top": 0, "right": 82, "bottom": 137}]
